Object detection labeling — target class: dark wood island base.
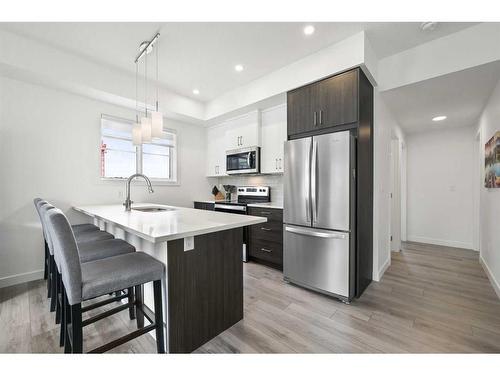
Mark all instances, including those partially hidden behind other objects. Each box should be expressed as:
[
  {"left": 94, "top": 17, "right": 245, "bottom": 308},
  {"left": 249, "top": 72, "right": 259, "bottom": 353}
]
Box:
[{"left": 167, "top": 227, "right": 244, "bottom": 353}]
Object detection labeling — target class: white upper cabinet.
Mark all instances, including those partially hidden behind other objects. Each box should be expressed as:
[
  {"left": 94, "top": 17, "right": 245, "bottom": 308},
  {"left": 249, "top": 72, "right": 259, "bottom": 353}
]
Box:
[
  {"left": 224, "top": 110, "right": 261, "bottom": 150},
  {"left": 206, "top": 125, "right": 227, "bottom": 177},
  {"left": 260, "top": 104, "right": 287, "bottom": 174}
]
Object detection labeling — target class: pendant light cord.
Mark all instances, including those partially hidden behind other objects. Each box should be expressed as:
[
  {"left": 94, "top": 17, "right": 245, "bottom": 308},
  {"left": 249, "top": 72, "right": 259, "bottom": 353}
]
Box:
[{"left": 156, "top": 41, "right": 159, "bottom": 112}]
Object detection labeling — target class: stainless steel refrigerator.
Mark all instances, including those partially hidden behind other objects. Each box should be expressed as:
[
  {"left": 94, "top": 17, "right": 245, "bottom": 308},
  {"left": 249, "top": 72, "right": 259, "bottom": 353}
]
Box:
[{"left": 283, "top": 130, "right": 355, "bottom": 301}]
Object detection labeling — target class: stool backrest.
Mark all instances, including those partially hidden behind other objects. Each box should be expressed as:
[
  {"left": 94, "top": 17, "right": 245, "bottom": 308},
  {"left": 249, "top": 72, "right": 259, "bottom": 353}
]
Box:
[
  {"left": 39, "top": 203, "right": 56, "bottom": 256},
  {"left": 46, "top": 208, "right": 82, "bottom": 305},
  {"left": 34, "top": 198, "right": 49, "bottom": 240}
]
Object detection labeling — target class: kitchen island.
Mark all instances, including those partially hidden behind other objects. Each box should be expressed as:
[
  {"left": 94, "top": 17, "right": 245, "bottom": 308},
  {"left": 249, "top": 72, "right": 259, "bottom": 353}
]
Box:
[{"left": 73, "top": 203, "right": 267, "bottom": 353}]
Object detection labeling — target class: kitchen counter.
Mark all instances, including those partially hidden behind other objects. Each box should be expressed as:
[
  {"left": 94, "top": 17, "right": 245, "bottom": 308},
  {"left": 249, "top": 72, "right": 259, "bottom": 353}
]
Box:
[
  {"left": 74, "top": 203, "right": 266, "bottom": 243},
  {"left": 73, "top": 203, "right": 266, "bottom": 353}
]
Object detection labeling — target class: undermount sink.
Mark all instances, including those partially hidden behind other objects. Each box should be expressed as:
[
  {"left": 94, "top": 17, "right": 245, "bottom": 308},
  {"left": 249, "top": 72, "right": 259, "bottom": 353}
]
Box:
[{"left": 132, "top": 206, "right": 176, "bottom": 213}]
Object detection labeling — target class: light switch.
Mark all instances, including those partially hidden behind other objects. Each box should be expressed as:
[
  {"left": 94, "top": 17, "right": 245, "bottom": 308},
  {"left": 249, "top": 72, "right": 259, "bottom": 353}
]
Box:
[{"left": 184, "top": 236, "right": 194, "bottom": 251}]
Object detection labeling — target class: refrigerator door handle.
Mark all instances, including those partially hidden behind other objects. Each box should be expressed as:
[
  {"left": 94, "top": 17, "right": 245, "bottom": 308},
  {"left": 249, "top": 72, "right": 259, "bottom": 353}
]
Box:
[
  {"left": 311, "top": 140, "right": 318, "bottom": 223},
  {"left": 285, "top": 225, "right": 347, "bottom": 239}
]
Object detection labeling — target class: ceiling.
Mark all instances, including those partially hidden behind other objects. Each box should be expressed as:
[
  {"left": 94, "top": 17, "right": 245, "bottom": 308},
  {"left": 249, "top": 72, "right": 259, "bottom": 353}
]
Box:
[
  {"left": 0, "top": 22, "right": 477, "bottom": 101},
  {"left": 382, "top": 61, "right": 500, "bottom": 134}
]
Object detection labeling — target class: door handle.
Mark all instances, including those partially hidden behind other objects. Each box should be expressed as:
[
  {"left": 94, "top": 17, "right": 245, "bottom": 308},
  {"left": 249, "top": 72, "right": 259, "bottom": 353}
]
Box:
[
  {"left": 260, "top": 227, "right": 272, "bottom": 231},
  {"left": 260, "top": 248, "right": 272, "bottom": 253},
  {"left": 279, "top": 158, "right": 282, "bottom": 170},
  {"left": 311, "top": 140, "right": 318, "bottom": 223},
  {"left": 313, "top": 111, "right": 317, "bottom": 126},
  {"left": 285, "top": 226, "right": 347, "bottom": 239},
  {"left": 241, "top": 136, "right": 243, "bottom": 146},
  {"left": 275, "top": 158, "right": 278, "bottom": 170},
  {"left": 319, "top": 110, "right": 323, "bottom": 125}
]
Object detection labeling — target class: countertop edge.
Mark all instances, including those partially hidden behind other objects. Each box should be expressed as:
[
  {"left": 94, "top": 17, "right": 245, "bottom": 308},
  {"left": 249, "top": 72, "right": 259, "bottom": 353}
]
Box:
[{"left": 73, "top": 206, "right": 267, "bottom": 243}]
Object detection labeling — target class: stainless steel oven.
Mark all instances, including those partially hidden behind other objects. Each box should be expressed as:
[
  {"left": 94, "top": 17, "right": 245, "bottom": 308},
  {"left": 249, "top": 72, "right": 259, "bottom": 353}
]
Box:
[{"left": 226, "top": 147, "right": 260, "bottom": 175}]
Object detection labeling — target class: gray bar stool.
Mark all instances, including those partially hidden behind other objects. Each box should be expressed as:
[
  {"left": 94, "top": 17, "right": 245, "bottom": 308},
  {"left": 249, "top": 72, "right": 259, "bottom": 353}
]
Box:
[
  {"left": 46, "top": 209, "right": 165, "bottom": 353},
  {"left": 34, "top": 199, "right": 101, "bottom": 286},
  {"left": 40, "top": 203, "right": 136, "bottom": 347},
  {"left": 37, "top": 201, "right": 114, "bottom": 312}
]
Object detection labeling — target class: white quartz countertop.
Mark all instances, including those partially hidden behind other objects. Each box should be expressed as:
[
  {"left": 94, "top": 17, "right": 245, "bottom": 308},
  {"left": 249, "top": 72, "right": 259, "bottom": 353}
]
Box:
[
  {"left": 194, "top": 199, "right": 283, "bottom": 210},
  {"left": 73, "top": 203, "right": 267, "bottom": 243}
]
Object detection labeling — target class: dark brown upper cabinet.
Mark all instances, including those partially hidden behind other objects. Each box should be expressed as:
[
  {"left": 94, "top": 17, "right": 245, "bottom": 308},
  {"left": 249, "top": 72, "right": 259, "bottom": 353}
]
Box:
[{"left": 287, "top": 68, "right": 359, "bottom": 137}]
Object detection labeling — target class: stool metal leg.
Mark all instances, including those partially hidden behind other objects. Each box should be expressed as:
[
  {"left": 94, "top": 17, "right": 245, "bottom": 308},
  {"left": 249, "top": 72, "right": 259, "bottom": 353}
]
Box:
[
  {"left": 71, "top": 303, "right": 83, "bottom": 353},
  {"left": 64, "top": 293, "right": 72, "bottom": 353},
  {"left": 153, "top": 280, "right": 165, "bottom": 354},
  {"left": 55, "top": 271, "right": 62, "bottom": 324},
  {"left": 50, "top": 257, "right": 57, "bottom": 312},
  {"left": 43, "top": 240, "right": 49, "bottom": 280},
  {"left": 47, "top": 254, "right": 54, "bottom": 299},
  {"left": 60, "top": 286, "right": 65, "bottom": 347},
  {"left": 127, "top": 287, "right": 135, "bottom": 320},
  {"left": 134, "top": 285, "right": 144, "bottom": 329}
]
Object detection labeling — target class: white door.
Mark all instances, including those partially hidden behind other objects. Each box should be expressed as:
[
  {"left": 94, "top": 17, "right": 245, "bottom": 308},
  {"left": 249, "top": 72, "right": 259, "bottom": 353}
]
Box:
[
  {"left": 261, "top": 104, "right": 287, "bottom": 174},
  {"left": 390, "top": 139, "right": 401, "bottom": 252}
]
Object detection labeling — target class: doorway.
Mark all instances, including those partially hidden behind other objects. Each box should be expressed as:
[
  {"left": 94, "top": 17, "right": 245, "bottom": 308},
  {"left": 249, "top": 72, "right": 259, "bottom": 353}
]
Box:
[{"left": 390, "top": 137, "right": 402, "bottom": 252}]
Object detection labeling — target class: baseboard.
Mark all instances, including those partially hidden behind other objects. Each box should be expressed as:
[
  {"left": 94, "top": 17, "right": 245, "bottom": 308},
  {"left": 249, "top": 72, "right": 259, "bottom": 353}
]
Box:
[
  {"left": 407, "top": 235, "right": 473, "bottom": 250},
  {"left": 374, "top": 256, "right": 391, "bottom": 282},
  {"left": 479, "top": 255, "right": 500, "bottom": 300},
  {"left": 0, "top": 269, "right": 44, "bottom": 289}
]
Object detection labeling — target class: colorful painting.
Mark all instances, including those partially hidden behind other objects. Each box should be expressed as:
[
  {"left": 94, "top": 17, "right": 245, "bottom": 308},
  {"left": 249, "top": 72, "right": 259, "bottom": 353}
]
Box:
[{"left": 485, "top": 131, "right": 500, "bottom": 188}]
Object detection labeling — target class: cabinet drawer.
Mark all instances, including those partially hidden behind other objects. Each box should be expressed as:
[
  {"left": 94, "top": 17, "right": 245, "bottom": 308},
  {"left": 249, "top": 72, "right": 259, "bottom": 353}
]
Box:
[
  {"left": 247, "top": 207, "right": 283, "bottom": 223},
  {"left": 249, "top": 221, "right": 283, "bottom": 244},
  {"left": 249, "top": 238, "right": 282, "bottom": 265}
]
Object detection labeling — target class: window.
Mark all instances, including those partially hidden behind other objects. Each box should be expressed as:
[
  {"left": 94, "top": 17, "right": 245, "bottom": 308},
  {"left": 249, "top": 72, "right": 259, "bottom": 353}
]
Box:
[{"left": 100, "top": 115, "right": 177, "bottom": 182}]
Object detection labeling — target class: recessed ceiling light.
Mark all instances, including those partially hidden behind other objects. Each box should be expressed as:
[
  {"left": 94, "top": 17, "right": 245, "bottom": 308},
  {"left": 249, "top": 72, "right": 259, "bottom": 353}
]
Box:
[
  {"left": 303, "top": 25, "right": 315, "bottom": 35},
  {"left": 192, "top": 89, "right": 200, "bottom": 95},
  {"left": 421, "top": 22, "right": 438, "bottom": 32},
  {"left": 432, "top": 115, "right": 447, "bottom": 122},
  {"left": 234, "top": 64, "right": 244, "bottom": 72}
]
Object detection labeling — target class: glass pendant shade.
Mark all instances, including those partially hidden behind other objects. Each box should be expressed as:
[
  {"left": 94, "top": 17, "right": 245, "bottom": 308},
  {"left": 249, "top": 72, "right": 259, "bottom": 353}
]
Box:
[
  {"left": 151, "top": 111, "right": 164, "bottom": 138},
  {"left": 141, "top": 116, "right": 152, "bottom": 143},
  {"left": 132, "top": 124, "right": 142, "bottom": 146}
]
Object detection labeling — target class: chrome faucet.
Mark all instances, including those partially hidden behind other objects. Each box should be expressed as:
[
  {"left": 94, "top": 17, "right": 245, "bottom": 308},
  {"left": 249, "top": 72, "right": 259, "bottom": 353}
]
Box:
[{"left": 123, "top": 173, "right": 154, "bottom": 211}]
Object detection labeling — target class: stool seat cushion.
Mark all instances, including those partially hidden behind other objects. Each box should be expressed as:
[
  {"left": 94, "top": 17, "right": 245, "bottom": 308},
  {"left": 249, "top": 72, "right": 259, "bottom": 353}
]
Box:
[
  {"left": 74, "top": 230, "right": 114, "bottom": 244},
  {"left": 81, "top": 252, "right": 164, "bottom": 301},
  {"left": 71, "top": 223, "right": 100, "bottom": 234},
  {"left": 78, "top": 239, "right": 136, "bottom": 263}
]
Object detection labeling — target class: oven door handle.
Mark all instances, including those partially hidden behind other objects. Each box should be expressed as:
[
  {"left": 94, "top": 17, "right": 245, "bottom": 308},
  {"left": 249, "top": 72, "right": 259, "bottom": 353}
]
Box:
[{"left": 214, "top": 204, "right": 247, "bottom": 212}]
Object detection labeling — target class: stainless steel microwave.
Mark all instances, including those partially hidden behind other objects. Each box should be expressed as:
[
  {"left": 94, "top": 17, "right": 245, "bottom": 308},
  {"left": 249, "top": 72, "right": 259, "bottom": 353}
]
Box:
[{"left": 226, "top": 147, "right": 260, "bottom": 175}]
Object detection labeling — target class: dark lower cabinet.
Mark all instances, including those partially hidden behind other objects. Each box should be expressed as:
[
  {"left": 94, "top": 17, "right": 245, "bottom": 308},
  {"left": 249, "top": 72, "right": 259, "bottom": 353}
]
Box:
[
  {"left": 193, "top": 201, "right": 215, "bottom": 210},
  {"left": 248, "top": 207, "right": 283, "bottom": 270},
  {"left": 167, "top": 228, "right": 243, "bottom": 353}
]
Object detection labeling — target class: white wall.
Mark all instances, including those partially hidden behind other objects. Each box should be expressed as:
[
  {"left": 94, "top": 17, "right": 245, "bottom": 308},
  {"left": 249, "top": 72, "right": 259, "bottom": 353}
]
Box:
[
  {"left": 0, "top": 76, "right": 210, "bottom": 287},
  {"left": 406, "top": 126, "right": 475, "bottom": 249},
  {"left": 373, "top": 89, "right": 405, "bottom": 281},
  {"left": 476, "top": 77, "right": 500, "bottom": 297}
]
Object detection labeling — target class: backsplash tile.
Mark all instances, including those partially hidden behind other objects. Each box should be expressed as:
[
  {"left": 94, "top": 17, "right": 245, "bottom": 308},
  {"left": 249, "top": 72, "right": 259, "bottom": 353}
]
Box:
[{"left": 207, "top": 175, "right": 283, "bottom": 203}]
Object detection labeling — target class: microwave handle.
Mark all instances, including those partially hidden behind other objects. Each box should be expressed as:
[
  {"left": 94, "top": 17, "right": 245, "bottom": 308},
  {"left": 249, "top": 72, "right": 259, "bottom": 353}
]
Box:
[{"left": 247, "top": 152, "right": 251, "bottom": 167}]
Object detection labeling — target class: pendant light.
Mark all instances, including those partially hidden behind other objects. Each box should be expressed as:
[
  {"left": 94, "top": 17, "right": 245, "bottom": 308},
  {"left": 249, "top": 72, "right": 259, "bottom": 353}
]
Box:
[
  {"left": 151, "top": 40, "right": 164, "bottom": 138},
  {"left": 133, "top": 33, "right": 161, "bottom": 144},
  {"left": 140, "top": 46, "right": 152, "bottom": 143}
]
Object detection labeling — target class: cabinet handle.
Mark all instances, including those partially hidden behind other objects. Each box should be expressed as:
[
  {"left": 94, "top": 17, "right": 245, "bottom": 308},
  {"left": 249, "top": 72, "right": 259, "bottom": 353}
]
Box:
[
  {"left": 260, "top": 211, "right": 272, "bottom": 215},
  {"left": 260, "top": 248, "right": 272, "bottom": 253},
  {"left": 313, "top": 111, "right": 317, "bottom": 126},
  {"left": 260, "top": 227, "right": 272, "bottom": 231},
  {"left": 275, "top": 158, "right": 278, "bottom": 170},
  {"left": 319, "top": 110, "right": 323, "bottom": 125},
  {"left": 240, "top": 136, "right": 243, "bottom": 146},
  {"left": 279, "top": 158, "right": 282, "bottom": 170}
]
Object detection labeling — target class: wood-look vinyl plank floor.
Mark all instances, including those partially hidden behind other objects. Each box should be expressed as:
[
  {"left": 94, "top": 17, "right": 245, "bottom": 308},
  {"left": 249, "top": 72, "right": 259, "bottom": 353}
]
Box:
[{"left": 1, "top": 241, "right": 499, "bottom": 353}]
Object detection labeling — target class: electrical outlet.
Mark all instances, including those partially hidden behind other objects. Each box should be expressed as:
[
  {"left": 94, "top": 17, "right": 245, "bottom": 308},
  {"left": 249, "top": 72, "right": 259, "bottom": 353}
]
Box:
[{"left": 184, "top": 236, "right": 194, "bottom": 251}]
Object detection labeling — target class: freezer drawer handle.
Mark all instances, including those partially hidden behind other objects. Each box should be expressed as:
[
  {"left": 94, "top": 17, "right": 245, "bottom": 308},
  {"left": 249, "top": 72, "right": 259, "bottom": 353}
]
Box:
[
  {"left": 260, "top": 248, "right": 272, "bottom": 253},
  {"left": 285, "top": 226, "right": 347, "bottom": 239}
]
